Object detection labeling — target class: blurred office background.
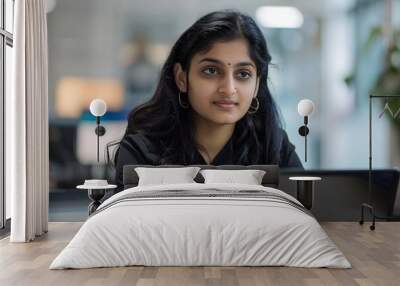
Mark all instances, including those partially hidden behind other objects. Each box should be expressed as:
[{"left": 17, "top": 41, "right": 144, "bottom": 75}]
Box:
[{"left": 28, "top": 0, "right": 400, "bottom": 219}]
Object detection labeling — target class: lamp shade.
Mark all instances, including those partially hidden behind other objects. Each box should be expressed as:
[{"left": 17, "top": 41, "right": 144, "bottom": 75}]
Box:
[
  {"left": 89, "top": 99, "right": 107, "bottom": 117},
  {"left": 297, "top": 99, "right": 314, "bottom": 116}
]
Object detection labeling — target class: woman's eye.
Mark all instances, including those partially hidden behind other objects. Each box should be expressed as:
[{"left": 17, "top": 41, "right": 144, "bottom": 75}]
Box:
[
  {"left": 202, "top": 67, "right": 218, "bottom": 76},
  {"left": 237, "top": 71, "right": 252, "bottom": 79}
]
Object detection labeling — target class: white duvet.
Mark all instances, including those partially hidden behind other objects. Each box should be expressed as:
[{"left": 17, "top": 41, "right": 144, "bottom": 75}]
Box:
[{"left": 50, "top": 183, "right": 351, "bottom": 269}]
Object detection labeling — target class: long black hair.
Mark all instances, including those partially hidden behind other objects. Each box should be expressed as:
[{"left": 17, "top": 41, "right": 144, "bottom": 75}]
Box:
[{"left": 117, "top": 10, "right": 283, "bottom": 165}]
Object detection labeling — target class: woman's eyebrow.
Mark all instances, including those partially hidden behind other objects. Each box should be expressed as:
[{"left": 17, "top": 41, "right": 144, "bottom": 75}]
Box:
[{"left": 198, "top": 58, "right": 255, "bottom": 68}]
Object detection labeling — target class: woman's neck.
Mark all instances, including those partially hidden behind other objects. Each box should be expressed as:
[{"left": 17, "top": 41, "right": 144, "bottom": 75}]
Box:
[{"left": 193, "top": 116, "right": 235, "bottom": 164}]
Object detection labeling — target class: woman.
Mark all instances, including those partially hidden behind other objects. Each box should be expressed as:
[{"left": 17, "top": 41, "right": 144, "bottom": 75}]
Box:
[{"left": 114, "top": 10, "right": 303, "bottom": 188}]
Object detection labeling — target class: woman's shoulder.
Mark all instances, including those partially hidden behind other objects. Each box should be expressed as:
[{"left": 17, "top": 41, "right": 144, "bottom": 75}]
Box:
[
  {"left": 119, "top": 132, "right": 161, "bottom": 164},
  {"left": 121, "top": 132, "right": 156, "bottom": 148},
  {"left": 276, "top": 128, "right": 304, "bottom": 169},
  {"left": 114, "top": 133, "right": 161, "bottom": 187},
  {"left": 278, "top": 127, "right": 290, "bottom": 142},
  {"left": 275, "top": 127, "right": 294, "bottom": 153}
]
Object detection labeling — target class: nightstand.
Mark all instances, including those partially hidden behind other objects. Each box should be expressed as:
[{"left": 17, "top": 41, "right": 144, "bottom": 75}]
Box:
[
  {"left": 289, "top": 176, "right": 322, "bottom": 210},
  {"left": 77, "top": 180, "right": 117, "bottom": 215}
]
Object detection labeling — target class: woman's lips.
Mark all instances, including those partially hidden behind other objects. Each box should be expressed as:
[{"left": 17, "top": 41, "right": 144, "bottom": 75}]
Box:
[{"left": 213, "top": 100, "right": 238, "bottom": 109}]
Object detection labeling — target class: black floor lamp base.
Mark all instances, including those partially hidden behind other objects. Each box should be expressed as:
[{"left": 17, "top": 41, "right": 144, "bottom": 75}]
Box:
[
  {"left": 359, "top": 202, "right": 400, "bottom": 231},
  {"left": 359, "top": 203, "right": 376, "bottom": 231}
]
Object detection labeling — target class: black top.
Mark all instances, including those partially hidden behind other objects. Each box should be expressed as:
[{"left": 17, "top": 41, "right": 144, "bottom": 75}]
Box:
[{"left": 114, "top": 129, "right": 303, "bottom": 189}]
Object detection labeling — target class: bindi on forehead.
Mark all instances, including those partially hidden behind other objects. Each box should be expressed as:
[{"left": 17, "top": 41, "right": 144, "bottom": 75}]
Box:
[{"left": 227, "top": 62, "right": 231, "bottom": 66}]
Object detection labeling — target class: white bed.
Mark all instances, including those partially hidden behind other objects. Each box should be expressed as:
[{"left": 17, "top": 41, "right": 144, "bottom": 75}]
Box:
[{"left": 50, "top": 182, "right": 351, "bottom": 269}]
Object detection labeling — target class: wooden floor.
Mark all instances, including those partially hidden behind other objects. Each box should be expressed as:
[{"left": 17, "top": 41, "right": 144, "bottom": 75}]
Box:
[{"left": 0, "top": 222, "right": 399, "bottom": 286}]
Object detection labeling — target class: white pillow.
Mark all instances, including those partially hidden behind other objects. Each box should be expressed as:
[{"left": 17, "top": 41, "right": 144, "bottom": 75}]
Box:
[
  {"left": 135, "top": 167, "right": 201, "bottom": 186},
  {"left": 200, "top": 169, "right": 266, "bottom": 185}
]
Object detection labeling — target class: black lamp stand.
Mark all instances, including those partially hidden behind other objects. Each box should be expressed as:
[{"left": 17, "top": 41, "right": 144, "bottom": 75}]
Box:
[
  {"left": 94, "top": 116, "right": 106, "bottom": 162},
  {"left": 298, "top": 116, "right": 309, "bottom": 162}
]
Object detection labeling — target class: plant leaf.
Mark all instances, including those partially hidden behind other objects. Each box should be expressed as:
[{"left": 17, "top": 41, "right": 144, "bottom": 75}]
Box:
[{"left": 364, "top": 26, "right": 384, "bottom": 52}]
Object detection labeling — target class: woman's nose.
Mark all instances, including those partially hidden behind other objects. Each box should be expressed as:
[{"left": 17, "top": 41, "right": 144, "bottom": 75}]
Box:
[{"left": 218, "top": 74, "right": 237, "bottom": 95}]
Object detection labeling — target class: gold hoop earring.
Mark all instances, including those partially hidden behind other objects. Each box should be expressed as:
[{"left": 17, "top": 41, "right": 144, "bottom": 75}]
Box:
[
  {"left": 247, "top": 97, "right": 259, "bottom": 114},
  {"left": 178, "top": 91, "right": 189, "bottom": 109}
]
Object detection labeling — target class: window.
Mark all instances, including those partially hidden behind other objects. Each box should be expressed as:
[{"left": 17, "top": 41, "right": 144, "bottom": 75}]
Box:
[{"left": 1, "top": 0, "right": 14, "bottom": 229}]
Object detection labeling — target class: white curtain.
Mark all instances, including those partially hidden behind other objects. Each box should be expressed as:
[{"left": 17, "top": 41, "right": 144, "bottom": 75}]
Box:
[{"left": 7, "top": 0, "right": 49, "bottom": 242}]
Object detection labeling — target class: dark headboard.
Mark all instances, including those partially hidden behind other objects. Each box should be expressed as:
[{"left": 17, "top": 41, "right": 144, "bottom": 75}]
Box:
[{"left": 123, "top": 164, "right": 280, "bottom": 189}]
